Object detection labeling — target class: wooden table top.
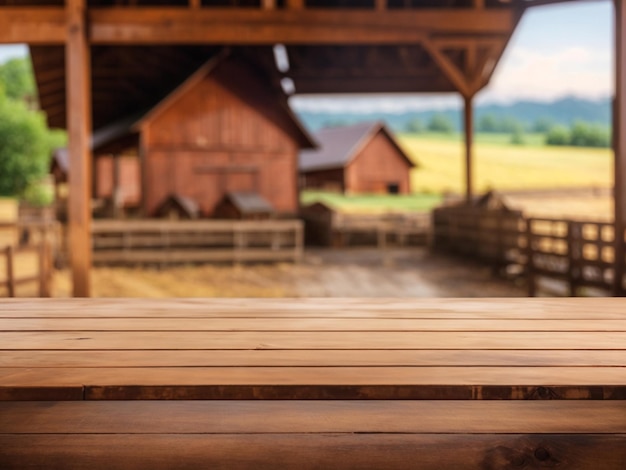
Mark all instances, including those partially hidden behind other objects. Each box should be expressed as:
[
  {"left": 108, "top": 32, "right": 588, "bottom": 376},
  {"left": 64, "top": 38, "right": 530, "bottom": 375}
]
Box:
[{"left": 1, "top": 298, "right": 626, "bottom": 400}]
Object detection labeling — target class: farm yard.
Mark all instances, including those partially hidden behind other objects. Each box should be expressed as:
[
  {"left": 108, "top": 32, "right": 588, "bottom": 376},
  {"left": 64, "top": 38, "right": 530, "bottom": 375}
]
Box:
[
  {"left": 3, "top": 135, "right": 616, "bottom": 299},
  {"left": 47, "top": 248, "right": 524, "bottom": 298}
]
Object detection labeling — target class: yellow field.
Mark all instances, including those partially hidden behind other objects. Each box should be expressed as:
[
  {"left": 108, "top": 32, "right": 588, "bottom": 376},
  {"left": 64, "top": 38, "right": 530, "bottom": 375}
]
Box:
[{"left": 399, "top": 135, "right": 612, "bottom": 194}]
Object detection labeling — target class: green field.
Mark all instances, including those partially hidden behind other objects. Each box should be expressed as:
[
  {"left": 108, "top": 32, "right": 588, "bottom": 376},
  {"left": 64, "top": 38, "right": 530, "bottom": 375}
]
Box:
[
  {"left": 301, "top": 191, "right": 442, "bottom": 213},
  {"left": 399, "top": 133, "right": 612, "bottom": 194},
  {"left": 301, "top": 134, "right": 612, "bottom": 214}
]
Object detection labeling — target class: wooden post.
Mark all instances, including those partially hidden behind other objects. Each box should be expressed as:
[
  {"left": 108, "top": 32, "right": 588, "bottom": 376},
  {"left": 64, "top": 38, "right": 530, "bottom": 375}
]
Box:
[
  {"left": 464, "top": 95, "right": 474, "bottom": 205},
  {"left": 287, "top": 0, "right": 304, "bottom": 9},
  {"left": 375, "top": 0, "right": 387, "bottom": 11},
  {"left": 38, "top": 241, "right": 51, "bottom": 298},
  {"left": 614, "top": 0, "right": 626, "bottom": 296},
  {"left": 66, "top": 0, "right": 92, "bottom": 297},
  {"left": 526, "top": 218, "right": 535, "bottom": 297},
  {"left": 5, "top": 246, "right": 15, "bottom": 297}
]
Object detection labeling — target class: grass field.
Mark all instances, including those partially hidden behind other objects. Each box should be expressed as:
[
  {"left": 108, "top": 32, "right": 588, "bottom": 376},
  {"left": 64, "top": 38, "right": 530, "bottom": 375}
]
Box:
[
  {"left": 301, "top": 191, "right": 442, "bottom": 213},
  {"left": 301, "top": 134, "right": 613, "bottom": 218},
  {"left": 399, "top": 133, "right": 612, "bottom": 194}
]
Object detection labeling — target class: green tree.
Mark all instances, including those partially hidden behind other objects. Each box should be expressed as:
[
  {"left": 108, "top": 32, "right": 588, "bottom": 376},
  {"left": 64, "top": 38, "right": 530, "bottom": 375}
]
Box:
[
  {"left": 405, "top": 118, "right": 423, "bottom": 134},
  {"left": 532, "top": 117, "right": 555, "bottom": 133},
  {"left": 0, "top": 97, "right": 51, "bottom": 197},
  {"left": 0, "top": 58, "right": 36, "bottom": 102},
  {"left": 545, "top": 126, "right": 570, "bottom": 146},
  {"left": 427, "top": 113, "right": 454, "bottom": 133},
  {"left": 569, "top": 121, "right": 610, "bottom": 148},
  {"left": 477, "top": 114, "right": 498, "bottom": 133}
]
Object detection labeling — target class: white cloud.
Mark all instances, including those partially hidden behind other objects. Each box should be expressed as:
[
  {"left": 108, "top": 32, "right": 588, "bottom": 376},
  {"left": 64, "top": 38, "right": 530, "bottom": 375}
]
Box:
[{"left": 479, "top": 45, "right": 612, "bottom": 104}]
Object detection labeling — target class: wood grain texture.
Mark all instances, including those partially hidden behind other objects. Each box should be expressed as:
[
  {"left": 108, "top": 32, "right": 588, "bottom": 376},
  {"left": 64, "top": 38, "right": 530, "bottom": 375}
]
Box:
[
  {"left": 2, "top": 434, "right": 625, "bottom": 470},
  {"left": 2, "top": 331, "right": 625, "bottom": 350},
  {"left": 1, "top": 298, "right": 625, "bottom": 400},
  {"left": 3, "top": 401, "right": 626, "bottom": 434},
  {"left": 2, "top": 349, "right": 625, "bottom": 368}
]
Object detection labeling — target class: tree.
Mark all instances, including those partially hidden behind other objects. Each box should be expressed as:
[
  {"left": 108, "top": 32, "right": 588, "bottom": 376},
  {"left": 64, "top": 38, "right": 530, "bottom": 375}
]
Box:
[
  {"left": 545, "top": 126, "right": 570, "bottom": 146},
  {"left": 477, "top": 114, "right": 498, "bottom": 133},
  {"left": 0, "top": 58, "right": 36, "bottom": 103},
  {"left": 532, "top": 117, "right": 555, "bottom": 133},
  {"left": 0, "top": 97, "right": 51, "bottom": 197},
  {"left": 427, "top": 113, "right": 454, "bottom": 133},
  {"left": 404, "top": 118, "right": 423, "bottom": 134},
  {"left": 569, "top": 121, "right": 610, "bottom": 148}
]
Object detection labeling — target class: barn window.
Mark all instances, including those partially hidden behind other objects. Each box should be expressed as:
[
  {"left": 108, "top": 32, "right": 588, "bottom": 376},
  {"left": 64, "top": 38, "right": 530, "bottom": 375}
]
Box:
[{"left": 387, "top": 183, "right": 399, "bottom": 194}]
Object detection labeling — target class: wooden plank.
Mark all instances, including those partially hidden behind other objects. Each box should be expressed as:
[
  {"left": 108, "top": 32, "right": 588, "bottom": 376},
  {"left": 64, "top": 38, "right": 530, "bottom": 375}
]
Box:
[
  {"left": 2, "top": 434, "right": 625, "bottom": 470},
  {"left": 0, "top": 7, "right": 67, "bottom": 44},
  {"left": 66, "top": 0, "right": 92, "bottom": 297},
  {"left": 88, "top": 8, "right": 515, "bottom": 45},
  {"left": 92, "top": 248, "right": 298, "bottom": 264},
  {"left": 2, "top": 298, "right": 626, "bottom": 318},
  {"left": 2, "top": 318, "right": 625, "bottom": 332},
  {"left": 1, "top": 366, "right": 625, "bottom": 391},
  {"left": 0, "top": 347, "right": 622, "bottom": 372},
  {"left": 2, "top": 331, "right": 625, "bottom": 350},
  {"left": 2, "top": 401, "right": 626, "bottom": 434},
  {"left": 2, "top": 349, "right": 625, "bottom": 369}
]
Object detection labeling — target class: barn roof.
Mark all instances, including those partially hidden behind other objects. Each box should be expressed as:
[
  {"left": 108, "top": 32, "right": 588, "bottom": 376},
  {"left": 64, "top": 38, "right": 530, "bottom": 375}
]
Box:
[
  {"left": 223, "top": 192, "right": 275, "bottom": 215},
  {"left": 77, "top": 52, "right": 315, "bottom": 153},
  {"left": 299, "top": 121, "right": 415, "bottom": 173}
]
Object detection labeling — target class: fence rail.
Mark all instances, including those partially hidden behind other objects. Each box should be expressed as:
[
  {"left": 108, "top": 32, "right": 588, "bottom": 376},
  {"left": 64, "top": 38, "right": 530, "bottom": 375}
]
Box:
[
  {"left": 0, "top": 243, "right": 53, "bottom": 297},
  {"left": 92, "top": 219, "right": 304, "bottom": 265},
  {"left": 433, "top": 206, "right": 626, "bottom": 296}
]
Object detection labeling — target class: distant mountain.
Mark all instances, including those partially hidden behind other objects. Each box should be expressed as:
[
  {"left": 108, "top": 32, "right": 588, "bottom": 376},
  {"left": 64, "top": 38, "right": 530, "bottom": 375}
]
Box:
[{"left": 294, "top": 96, "right": 611, "bottom": 134}]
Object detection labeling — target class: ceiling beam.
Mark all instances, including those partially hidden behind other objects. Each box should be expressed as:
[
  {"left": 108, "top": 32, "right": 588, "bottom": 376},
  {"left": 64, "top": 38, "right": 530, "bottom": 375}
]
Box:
[
  {"left": 0, "top": 7, "right": 67, "bottom": 44},
  {"left": 0, "top": 6, "right": 515, "bottom": 46},
  {"left": 88, "top": 8, "right": 515, "bottom": 45}
]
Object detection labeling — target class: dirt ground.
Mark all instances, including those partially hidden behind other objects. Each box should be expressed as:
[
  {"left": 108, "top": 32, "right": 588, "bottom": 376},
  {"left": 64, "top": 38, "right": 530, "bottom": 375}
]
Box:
[{"left": 50, "top": 248, "right": 526, "bottom": 298}]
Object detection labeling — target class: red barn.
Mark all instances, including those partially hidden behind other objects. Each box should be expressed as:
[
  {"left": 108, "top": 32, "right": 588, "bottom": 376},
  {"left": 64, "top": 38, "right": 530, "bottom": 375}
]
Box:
[
  {"left": 137, "top": 54, "right": 314, "bottom": 217},
  {"left": 54, "top": 53, "right": 315, "bottom": 219},
  {"left": 299, "top": 122, "right": 415, "bottom": 195}
]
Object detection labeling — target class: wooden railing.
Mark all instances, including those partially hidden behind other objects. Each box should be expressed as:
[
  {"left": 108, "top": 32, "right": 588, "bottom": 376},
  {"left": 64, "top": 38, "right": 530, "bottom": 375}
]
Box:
[
  {"left": 433, "top": 207, "right": 626, "bottom": 296},
  {"left": 0, "top": 243, "right": 53, "bottom": 297},
  {"left": 0, "top": 221, "right": 58, "bottom": 298},
  {"left": 92, "top": 219, "right": 304, "bottom": 265}
]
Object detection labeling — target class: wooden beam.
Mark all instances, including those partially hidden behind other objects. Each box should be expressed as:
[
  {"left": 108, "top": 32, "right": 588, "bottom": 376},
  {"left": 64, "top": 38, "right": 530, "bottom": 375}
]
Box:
[
  {"left": 0, "top": 7, "right": 66, "bottom": 44},
  {"left": 464, "top": 95, "right": 474, "bottom": 204},
  {"left": 88, "top": 8, "right": 514, "bottom": 45},
  {"left": 286, "top": 0, "right": 304, "bottom": 10},
  {"left": 262, "top": 0, "right": 276, "bottom": 10},
  {"left": 66, "top": 0, "right": 92, "bottom": 297},
  {"left": 422, "top": 38, "right": 471, "bottom": 98},
  {"left": 614, "top": 0, "right": 626, "bottom": 296}
]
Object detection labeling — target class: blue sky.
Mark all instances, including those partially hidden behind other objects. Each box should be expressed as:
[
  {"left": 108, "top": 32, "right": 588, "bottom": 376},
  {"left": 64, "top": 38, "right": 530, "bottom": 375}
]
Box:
[{"left": 0, "top": 1, "right": 613, "bottom": 112}]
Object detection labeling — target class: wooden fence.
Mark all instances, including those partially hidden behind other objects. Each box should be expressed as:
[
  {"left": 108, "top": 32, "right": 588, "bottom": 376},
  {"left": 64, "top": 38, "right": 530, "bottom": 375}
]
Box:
[
  {"left": 0, "top": 243, "right": 53, "bottom": 297},
  {"left": 433, "top": 206, "right": 626, "bottom": 296},
  {"left": 302, "top": 208, "right": 430, "bottom": 247},
  {"left": 92, "top": 219, "right": 304, "bottom": 265}
]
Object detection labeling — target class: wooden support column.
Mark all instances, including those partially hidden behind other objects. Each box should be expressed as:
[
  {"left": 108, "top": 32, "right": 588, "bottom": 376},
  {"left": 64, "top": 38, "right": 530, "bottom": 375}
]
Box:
[
  {"left": 66, "top": 0, "right": 92, "bottom": 297},
  {"left": 614, "top": 0, "right": 626, "bottom": 296},
  {"left": 286, "top": 0, "right": 304, "bottom": 9},
  {"left": 464, "top": 95, "right": 474, "bottom": 204}
]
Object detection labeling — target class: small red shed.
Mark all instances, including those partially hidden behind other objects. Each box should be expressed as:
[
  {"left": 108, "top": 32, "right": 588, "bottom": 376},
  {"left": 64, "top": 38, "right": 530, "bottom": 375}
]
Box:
[{"left": 299, "top": 121, "right": 416, "bottom": 195}]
